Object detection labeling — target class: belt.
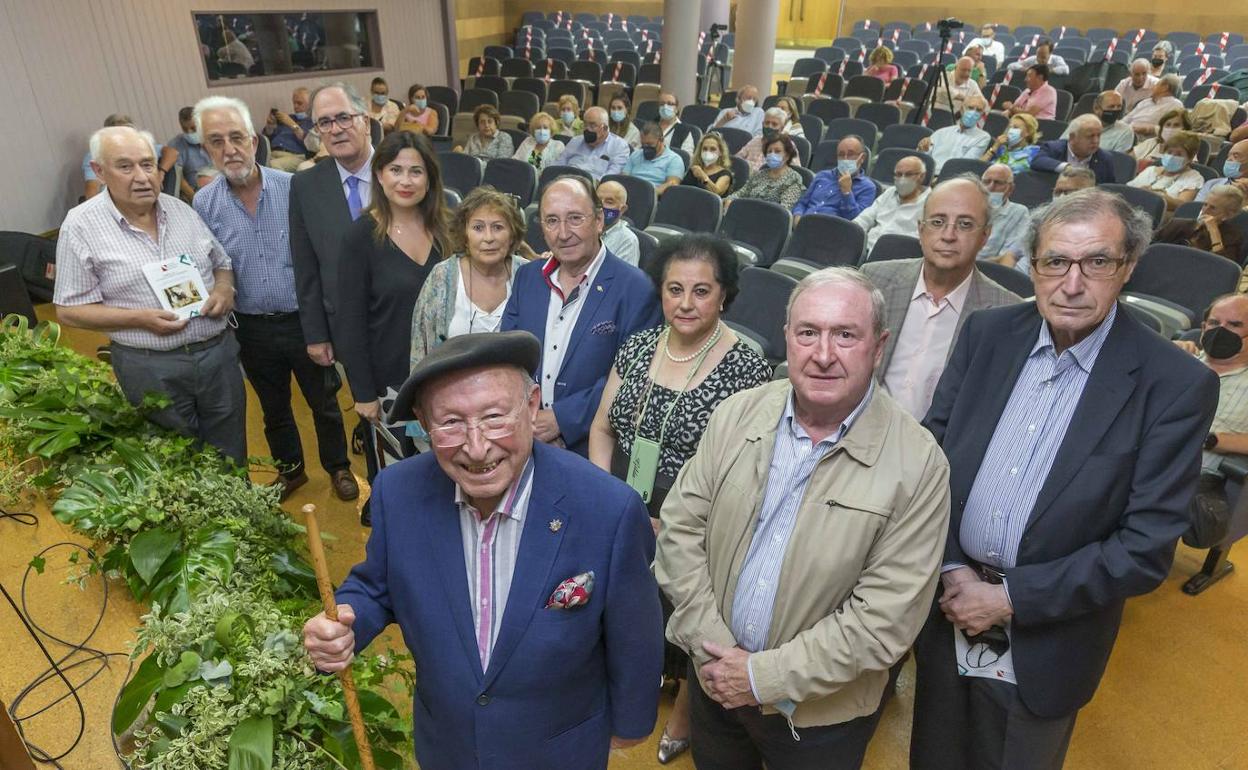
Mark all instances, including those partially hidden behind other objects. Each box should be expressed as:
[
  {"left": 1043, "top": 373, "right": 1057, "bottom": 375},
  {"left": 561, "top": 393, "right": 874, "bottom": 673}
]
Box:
[
  {"left": 973, "top": 563, "right": 1006, "bottom": 585},
  {"left": 111, "top": 331, "right": 226, "bottom": 356},
  {"left": 235, "top": 311, "right": 299, "bottom": 321}
]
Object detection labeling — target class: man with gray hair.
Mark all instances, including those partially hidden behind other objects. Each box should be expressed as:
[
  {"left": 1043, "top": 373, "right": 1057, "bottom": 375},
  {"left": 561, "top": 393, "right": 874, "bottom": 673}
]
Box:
[
  {"left": 656, "top": 266, "right": 952, "bottom": 768},
  {"left": 555, "top": 106, "right": 631, "bottom": 181},
  {"left": 852, "top": 154, "right": 930, "bottom": 253},
  {"left": 1031, "top": 113, "right": 1117, "bottom": 183},
  {"left": 54, "top": 124, "right": 246, "bottom": 464},
  {"left": 919, "top": 94, "right": 991, "bottom": 173},
  {"left": 979, "top": 164, "right": 1033, "bottom": 269},
  {"left": 1124, "top": 73, "right": 1184, "bottom": 136},
  {"left": 911, "top": 189, "right": 1218, "bottom": 769},
  {"left": 735, "top": 107, "right": 792, "bottom": 172},
  {"left": 1116, "top": 58, "right": 1159, "bottom": 112},
  {"left": 191, "top": 96, "right": 358, "bottom": 502},
  {"left": 622, "top": 122, "right": 685, "bottom": 195},
  {"left": 1062, "top": 91, "right": 1132, "bottom": 153},
  {"left": 1051, "top": 165, "right": 1097, "bottom": 197}
]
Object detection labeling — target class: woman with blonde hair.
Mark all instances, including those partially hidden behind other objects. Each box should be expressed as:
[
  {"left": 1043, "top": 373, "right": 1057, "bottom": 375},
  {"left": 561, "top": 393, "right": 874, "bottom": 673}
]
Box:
[
  {"left": 556, "top": 93, "right": 584, "bottom": 135},
  {"left": 982, "top": 112, "right": 1041, "bottom": 172},
  {"left": 865, "top": 46, "right": 901, "bottom": 84},
  {"left": 512, "top": 112, "right": 565, "bottom": 169},
  {"left": 682, "top": 132, "right": 734, "bottom": 197}
]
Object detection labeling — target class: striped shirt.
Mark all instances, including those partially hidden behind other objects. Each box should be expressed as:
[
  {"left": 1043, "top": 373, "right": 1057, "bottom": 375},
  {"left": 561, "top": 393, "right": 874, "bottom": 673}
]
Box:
[
  {"left": 1203, "top": 356, "right": 1248, "bottom": 474},
  {"left": 730, "top": 383, "right": 874, "bottom": 654},
  {"left": 54, "top": 191, "right": 230, "bottom": 350},
  {"left": 193, "top": 167, "right": 299, "bottom": 315},
  {"left": 457, "top": 456, "right": 536, "bottom": 670},
  {"left": 959, "top": 305, "right": 1117, "bottom": 569}
]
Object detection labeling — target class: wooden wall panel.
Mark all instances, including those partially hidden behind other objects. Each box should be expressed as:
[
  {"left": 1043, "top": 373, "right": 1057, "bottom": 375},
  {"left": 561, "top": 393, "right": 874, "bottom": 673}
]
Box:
[
  {"left": 502, "top": 0, "right": 663, "bottom": 28},
  {"left": 4, "top": 0, "right": 449, "bottom": 233}
]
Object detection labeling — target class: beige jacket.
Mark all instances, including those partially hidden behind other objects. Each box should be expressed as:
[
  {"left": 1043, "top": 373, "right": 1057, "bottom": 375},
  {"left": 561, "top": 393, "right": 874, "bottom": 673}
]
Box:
[{"left": 654, "top": 381, "right": 950, "bottom": 727}]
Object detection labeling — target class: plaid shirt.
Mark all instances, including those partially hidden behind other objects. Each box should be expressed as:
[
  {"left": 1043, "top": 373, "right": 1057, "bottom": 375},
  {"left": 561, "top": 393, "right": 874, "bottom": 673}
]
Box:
[{"left": 54, "top": 191, "right": 230, "bottom": 350}]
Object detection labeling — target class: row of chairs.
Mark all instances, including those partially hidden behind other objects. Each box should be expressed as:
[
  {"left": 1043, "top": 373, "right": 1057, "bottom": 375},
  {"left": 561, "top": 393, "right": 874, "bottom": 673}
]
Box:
[{"left": 849, "top": 20, "right": 1246, "bottom": 49}]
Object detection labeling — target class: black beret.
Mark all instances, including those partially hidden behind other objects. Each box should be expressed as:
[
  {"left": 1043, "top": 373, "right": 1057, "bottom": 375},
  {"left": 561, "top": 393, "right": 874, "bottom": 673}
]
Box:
[{"left": 387, "top": 331, "right": 542, "bottom": 423}]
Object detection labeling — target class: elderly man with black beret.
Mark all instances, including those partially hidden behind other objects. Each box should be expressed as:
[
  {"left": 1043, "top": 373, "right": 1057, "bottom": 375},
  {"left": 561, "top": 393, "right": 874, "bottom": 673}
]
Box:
[{"left": 303, "top": 331, "right": 664, "bottom": 769}]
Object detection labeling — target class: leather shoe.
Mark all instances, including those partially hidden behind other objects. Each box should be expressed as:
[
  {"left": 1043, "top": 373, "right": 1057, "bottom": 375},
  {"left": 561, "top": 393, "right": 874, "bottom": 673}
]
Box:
[
  {"left": 331, "top": 469, "right": 360, "bottom": 501},
  {"left": 273, "top": 471, "right": 308, "bottom": 502}
]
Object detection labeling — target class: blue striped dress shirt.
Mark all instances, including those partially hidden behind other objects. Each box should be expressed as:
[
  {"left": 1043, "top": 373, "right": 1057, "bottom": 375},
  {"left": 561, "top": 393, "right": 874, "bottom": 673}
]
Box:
[
  {"left": 192, "top": 166, "right": 299, "bottom": 314},
  {"left": 730, "top": 383, "right": 875, "bottom": 654},
  {"left": 959, "top": 306, "right": 1118, "bottom": 569}
]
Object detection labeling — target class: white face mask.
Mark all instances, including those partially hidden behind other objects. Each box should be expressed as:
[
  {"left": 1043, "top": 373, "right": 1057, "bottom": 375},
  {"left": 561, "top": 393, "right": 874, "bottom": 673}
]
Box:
[
  {"left": 739, "top": 99, "right": 756, "bottom": 114},
  {"left": 701, "top": 150, "right": 720, "bottom": 165},
  {"left": 1160, "top": 126, "right": 1178, "bottom": 143}
]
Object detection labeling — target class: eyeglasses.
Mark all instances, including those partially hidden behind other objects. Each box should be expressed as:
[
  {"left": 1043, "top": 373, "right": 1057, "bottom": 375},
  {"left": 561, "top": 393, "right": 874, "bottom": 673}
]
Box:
[
  {"left": 1032, "top": 255, "right": 1127, "bottom": 279},
  {"left": 919, "top": 216, "right": 985, "bottom": 233},
  {"left": 313, "top": 112, "right": 363, "bottom": 132},
  {"left": 427, "top": 409, "right": 523, "bottom": 448},
  {"left": 541, "top": 213, "right": 594, "bottom": 230}
]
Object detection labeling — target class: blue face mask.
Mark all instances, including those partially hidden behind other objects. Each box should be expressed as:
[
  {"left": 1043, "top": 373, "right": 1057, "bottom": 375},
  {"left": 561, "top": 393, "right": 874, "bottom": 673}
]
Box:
[
  {"left": 534, "top": 127, "right": 551, "bottom": 144},
  {"left": 765, "top": 153, "right": 785, "bottom": 169},
  {"left": 1161, "top": 153, "right": 1186, "bottom": 173},
  {"left": 412, "top": 99, "right": 427, "bottom": 110},
  {"left": 989, "top": 191, "right": 1005, "bottom": 207},
  {"left": 603, "top": 207, "right": 622, "bottom": 227},
  {"left": 659, "top": 105, "right": 676, "bottom": 120},
  {"left": 1006, "top": 127, "right": 1022, "bottom": 146},
  {"left": 1224, "top": 159, "right": 1243, "bottom": 179},
  {"left": 184, "top": 131, "right": 201, "bottom": 146},
  {"left": 372, "top": 94, "right": 389, "bottom": 106},
  {"left": 837, "top": 158, "right": 858, "bottom": 175},
  {"left": 610, "top": 109, "right": 627, "bottom": 123},
  {"left": 562, "top": 111, "right": 577, "bottom": 126},
  {"left": 292, "top": 112, "right": 307, "bottom": 121},
  {"left": 961, "top": 110, "right": 982, "bottom": 128}
]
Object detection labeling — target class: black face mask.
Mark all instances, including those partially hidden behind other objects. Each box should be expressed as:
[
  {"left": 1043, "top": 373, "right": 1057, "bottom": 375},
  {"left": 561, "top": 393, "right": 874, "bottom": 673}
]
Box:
[
  {"left": 642, "top": 144, "right": 658, "bottom": 160},
  {"left": 1101, "top": 109, "right": 1123, "bottom": 125},
  {"left": 762, "top": 127, "right": 780, "bottom": 142},
  {"left": 583, "top": 128, "right": 599, "bottom": 145},
  {"left": 1202, "top": 325, "right": 1245, "bottom": 359},
  {"left": 1151, "top": 57, "right": 1165, "bottom": 67}
]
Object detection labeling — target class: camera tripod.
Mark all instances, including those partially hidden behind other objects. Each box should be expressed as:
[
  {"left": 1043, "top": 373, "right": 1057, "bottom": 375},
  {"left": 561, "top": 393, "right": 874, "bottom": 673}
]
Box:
[{"left": 911, "top": 24, "right": 960, "bottom": 125}]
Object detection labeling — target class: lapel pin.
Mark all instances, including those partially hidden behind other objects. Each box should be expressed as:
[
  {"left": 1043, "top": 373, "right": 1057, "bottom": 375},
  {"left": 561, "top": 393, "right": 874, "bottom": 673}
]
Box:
[
  {"left": 549, "top": 518, "right": 563, "bottom": 533},
  {"left": 596, "top": 285, "right": 603, "bottom": 292}
]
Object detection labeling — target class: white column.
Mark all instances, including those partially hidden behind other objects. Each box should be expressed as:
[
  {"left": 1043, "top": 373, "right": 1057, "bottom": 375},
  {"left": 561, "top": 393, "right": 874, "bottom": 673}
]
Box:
[
  {"left": 732, "top": 0, "right": 780, "bottom": 93},
  {"left": 661, "top": 0, "right": 701, "bottom": 107}
]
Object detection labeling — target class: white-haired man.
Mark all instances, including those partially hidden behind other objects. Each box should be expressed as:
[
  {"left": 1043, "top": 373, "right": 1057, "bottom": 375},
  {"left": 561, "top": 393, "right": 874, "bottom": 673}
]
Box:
[
  {"left": 1116, "top": 59, "right": 1159, "bottom": 112},
  {"left": 1124, "top": 74, "right": 1184, "bottom": 136},
  {"left": 191, "top": 96, "right": 358, "bottom": 502},
  {"left": 54, "top": 125, "right": 245, "bottom": 464}
]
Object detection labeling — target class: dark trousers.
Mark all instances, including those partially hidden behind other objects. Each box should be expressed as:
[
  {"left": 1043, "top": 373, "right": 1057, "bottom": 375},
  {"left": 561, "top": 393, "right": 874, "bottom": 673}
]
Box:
[
  {"left": 911, "top": 606, "right": 1077, "bottom": 770},
  {"left": 688, "top": 662, "right": 880, "bottom": 770},
  {"left": 111, "top": 330, "right": 247, "bottom": 466},
  {"left": 234, "top": 312, "right": 349, "bottom": 477}
]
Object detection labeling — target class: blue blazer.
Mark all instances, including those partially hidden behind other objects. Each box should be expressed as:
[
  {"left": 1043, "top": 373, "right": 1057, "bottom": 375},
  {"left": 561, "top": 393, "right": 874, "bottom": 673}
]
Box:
[
  {"left": 501, "top": 250, "right": 661, "bottom": 455},
  {"left": 915, "top": 303, "right": 1216, "bottom": 718},
  {"left": 336, "top": 441, "right": 664, "bottom": 769},
  {"left": 1029, "top": 139, "right": 1117, "bottom": 184}
]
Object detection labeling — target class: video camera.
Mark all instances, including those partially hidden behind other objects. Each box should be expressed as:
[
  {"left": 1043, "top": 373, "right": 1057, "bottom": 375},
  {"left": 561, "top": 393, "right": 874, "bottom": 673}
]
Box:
[
  {"left": 708, "top": 23, "right": 726, "bottom": 42},
  {"left": 937, "top": 17, "right": 965, "bottom": 32}
]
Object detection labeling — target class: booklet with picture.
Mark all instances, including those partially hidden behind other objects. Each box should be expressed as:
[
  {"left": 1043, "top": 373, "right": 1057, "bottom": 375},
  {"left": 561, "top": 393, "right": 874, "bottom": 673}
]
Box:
[{"left": 142, "top": 254, "right": 209, "bottom": 319}]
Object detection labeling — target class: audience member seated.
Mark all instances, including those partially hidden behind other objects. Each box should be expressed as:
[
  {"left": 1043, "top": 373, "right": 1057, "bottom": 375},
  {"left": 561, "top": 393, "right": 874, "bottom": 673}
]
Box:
[
  {"left": 920, "top": 95, "right": 991, "bottom": 173},
  {"left": 791, "top": 135, "right": 874, "bottom": 221},
  {"left": 1031, "top": 114, "right": 1116, "bottom": 183},
  {"left": 409, "top": 185, "right": 529, "bottom": 372},
  {"left": 1053, "top": 165, "right": 1097, "bottom": 196},
  {"left": 966, "top": 23, "right": 1006, "bottom": 64},
  {"left": 397, "top": 83, "right": 439, "bottom": 135},
  {"left": 959, "top": 45, "right": 988, "bottom": 87},
  {"left": 1154, "top": 184, "right": 1246, "bottom": 264},
  {"left": 608, "top": 93, "right": 642, "bottom": 149},
  {"left": 217, "top": 29, "right": 254, "bottom": 71},
  {"left": 513, "top": 112, "right": 565, "bottom": 170},
  {"left": 712, "top": 84, "right": 764, "bottom": 136},
  {"left": 1128, "top": 129, "right": 1204, "bottom": 213},
  {"left": 656, "top": 92, "right": 696, "bottom": 153},
  {"left": 1008, "top": 39, "right": 1070, "bottom": 77},
  {"left": 597, "top": 180, "right": 641, "bottom": 267},
  {"left": 724, "top": 134, "right": 807, "bottom": 210},
  {"left": 263, "top": 87, "right": 315, "bottom": 172},
  {"left": 1117, "top": 59, "right": 1159, "bottom": 112},
  {"left": 168, "top": 106, "right": 213, "bottom": 200},
  {"left": 1068, "top": 91, "right": 1132, "bottom": 154},
  {"left": 1002, "top": 65, "right": 1057, "bottom": 120},
  {"left": 935, "top": 57, "right": 984, "bottom": 115},
  {"left": 1124, "top": 74, "right": 1184, "bottom": 136},
  {"left": 83, "top": 114, "right": 177, "bottom": 199},
  {"left": 853, "top": 155, "right": 930, "bottom": 253},
  {"left": 457, "top": 104, "right": 514, "bottom": 159},
  {"left": 1131, "top": 108, "right": 1191, "bottom": 171},
  {"left": 978, "top": 164, "right": 1032, "bottom": 270},
  {"left": 682, "top": 133, "right": 734, "bottom": 198},
  {"left": 558, "top": 94, "right": 585, "bottom": 135},
  {"left": 556, "top": 106, "right": 630, "bottom": 180},
  {"left": 774, "top": 96, "right": 804, "bottom": 137},
  {"left": 368, "top": 76, "right": 400, "bottom": 133},
  {"left": 1150, "top": 41, "right": 1176, "bottom": 78},
  {"left": 736, "top": 108, "right": 796, "bottom": 173},
  {"left": 1197, "top": 139, "right": 1248, "bottom": 201},
  {"left": 982, "top": 113, "right": 1041, "bottom": 173},
  {"left": 866, "top": 46, "right": 902, "bottom": 85}
]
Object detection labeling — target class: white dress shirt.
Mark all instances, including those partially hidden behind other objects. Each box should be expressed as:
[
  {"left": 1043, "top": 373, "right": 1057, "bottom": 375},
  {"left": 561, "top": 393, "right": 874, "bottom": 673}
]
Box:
[
  {"left": 934, "top": 77, "right": 984, "bottom": 114},
  {"left": 446, "top": 265, "right": 512, "bottom": 338},
  {"left": 1115, "top": 74, "right": 1159, "bottom": 111},
  {"left": 335, "top": 147, "right": 375, "bottom": 209},
  {"left": 540, "top": 243, "right": 608, "bottom": 408},
  {"left": 1123, "top": 95, "right": 1183, "bottom": 130},
  {"left": 853, "top": 187, "right": 931, "bottom": 253},
  {"left": 929, "top": 124, "right": 992, "bottom": 172},
  {"left": 882, "top": 268, "right": 973, "bottom": 419},
  {"left": 966, "top": 38, "right": 1006, "bottom": 64}
]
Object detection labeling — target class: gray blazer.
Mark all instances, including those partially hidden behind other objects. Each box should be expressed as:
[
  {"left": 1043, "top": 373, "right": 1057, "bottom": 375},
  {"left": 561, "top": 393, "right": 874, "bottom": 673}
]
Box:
[
  {"left": 290, "top": 158, "right": 355, "bottom": 345},
  {"left": 860, "top": 258, "right": 1022, "bottom": 375}
]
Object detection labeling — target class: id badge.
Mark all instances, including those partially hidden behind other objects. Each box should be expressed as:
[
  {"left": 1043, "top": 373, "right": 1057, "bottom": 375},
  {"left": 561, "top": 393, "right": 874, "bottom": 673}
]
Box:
[{"left": 626, "top": 436, "right": 661, "bottom": 503}]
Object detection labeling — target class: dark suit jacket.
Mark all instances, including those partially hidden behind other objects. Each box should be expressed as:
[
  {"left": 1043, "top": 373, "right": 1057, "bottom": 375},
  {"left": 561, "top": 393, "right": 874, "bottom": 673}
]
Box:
[
  {"left": 336, "top": 441, "right": 664, "bottom": 770},
  {"left": 290, "top": 158, "right": 355, "bottom": 345},
  {"left": 920, "top": 302, "right": 1217, "bottom": 717},
  {"left": 1029, "top": 140, "right": 1117, "bottom": 184},
  {"left": 501, "top": 250, "right": 661, "bottom": 456}
]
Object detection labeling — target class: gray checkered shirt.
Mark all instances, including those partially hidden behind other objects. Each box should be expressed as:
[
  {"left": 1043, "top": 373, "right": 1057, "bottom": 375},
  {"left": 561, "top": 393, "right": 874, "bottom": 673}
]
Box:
[
  {"left": 54, "top": 191, "right": 231, "bottom": 350},
  {"left": 1202, "top": 356, "right": 1248, "bottom": 474}
]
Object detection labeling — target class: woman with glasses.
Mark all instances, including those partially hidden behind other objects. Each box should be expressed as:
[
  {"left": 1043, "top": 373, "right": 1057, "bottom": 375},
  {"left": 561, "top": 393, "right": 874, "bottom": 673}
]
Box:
[
  {"left": 1128, "top": 129, "right": 1204, "bottom": 213},
  {"left": 337, "top": 131, "right": 449, "bottom": 519},
  {"left": 588, "top": 234, "right": 771, "bottom": 765},
  {"left": 682, "top": 133, "right": 734, "bottom": 198},
  {"left": 458, "top": 104, "right": 514, "bottom": 159},
  {"left": 512, "top": 112, "right": 565, "bottom": 170}
]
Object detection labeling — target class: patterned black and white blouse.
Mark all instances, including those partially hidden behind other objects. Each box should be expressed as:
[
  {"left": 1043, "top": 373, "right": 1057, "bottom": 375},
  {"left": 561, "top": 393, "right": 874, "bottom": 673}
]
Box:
[{"left": 608, "top": 326, "right": 772, "bottom": 479}]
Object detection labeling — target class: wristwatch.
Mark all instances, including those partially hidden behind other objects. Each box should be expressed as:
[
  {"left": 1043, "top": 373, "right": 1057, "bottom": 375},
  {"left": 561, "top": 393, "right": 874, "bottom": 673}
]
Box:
[{"left": 1205, "top": 432, "right": 1219, "bottom": 450}]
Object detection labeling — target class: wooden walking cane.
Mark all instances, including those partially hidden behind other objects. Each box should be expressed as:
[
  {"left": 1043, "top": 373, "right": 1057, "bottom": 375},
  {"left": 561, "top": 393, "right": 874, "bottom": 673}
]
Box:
[{"left": 302, "top": 503, "right": 376, "bottom": 770}]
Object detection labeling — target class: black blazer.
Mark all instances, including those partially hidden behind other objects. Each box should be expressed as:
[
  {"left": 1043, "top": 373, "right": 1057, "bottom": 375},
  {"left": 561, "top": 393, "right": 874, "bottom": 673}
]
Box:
[
  {"left": 1029, "top": 139, "right": 1117, "bottom": 184},
  {"left": 922, "top": 302, "right": 1216, "bottom": 717},
  {"left": 290, "top": 158, "right": 356, "bottom": 345}
]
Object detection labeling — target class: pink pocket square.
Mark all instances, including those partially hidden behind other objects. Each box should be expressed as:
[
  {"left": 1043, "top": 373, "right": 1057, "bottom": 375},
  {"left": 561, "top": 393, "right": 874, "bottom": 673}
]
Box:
[{"left": 545, "top": 570, "right": 595, "bottom": 609}]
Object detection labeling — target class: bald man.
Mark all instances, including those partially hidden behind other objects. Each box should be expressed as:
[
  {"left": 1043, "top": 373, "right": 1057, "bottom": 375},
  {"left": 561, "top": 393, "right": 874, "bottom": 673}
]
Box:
[
  {"left": 1197, "top": 139, "right": 1248, "bottom": 202},
  {"left": 1031, "top": 114, "right": 1117, "bottom": 184},
  {"left": 556, "top": 106, "right": 631, "bottom": 180},
  {"left": 596, "top": 180, "right": 641, "bottom": 267},
  {"left": 1116, "top": 59, "right": 1158, "bottom": 112},
  {"left": 935, "top": 57, "right": 984, "bottom": 114},
  {"left": 978, "top": 164, "right": 1032, "bottom": 269}
]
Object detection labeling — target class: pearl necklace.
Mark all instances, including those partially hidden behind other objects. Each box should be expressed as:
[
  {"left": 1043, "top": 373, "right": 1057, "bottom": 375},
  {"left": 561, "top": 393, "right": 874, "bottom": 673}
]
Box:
[{"left": 664, "top": 322, "right": 722, "bottom": 363}]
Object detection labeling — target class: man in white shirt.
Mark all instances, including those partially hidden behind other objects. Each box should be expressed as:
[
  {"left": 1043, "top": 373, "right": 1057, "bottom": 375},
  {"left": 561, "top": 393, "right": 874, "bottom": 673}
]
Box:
[
  {"left": 1124, "top": 74, "right": 1184, "bottom": 136},
  {"left": 853, "top": 155, "right": 931, "bottom": 254},
  {"left": 1115, "top": 59, "right": 1159, "bottom": 112},
  {"left": 596, "top": 180, "right": 641, "bottom": 267},
  {"left": 965, "top": 24, "right": 1005, "bottom": 66},
  {"left": 712, "top": 84, "right": 765, "bottom": 136},
  {"left": 860, "top": 177, "right": 1022, "bottom": 419},
  {"left": 1007, "top": 40, "right": 1070, "bottom": 77},
  {"left": 920, "top": 95, "right": 992, "bottom": 173},
  {"left": 934, "top": 58, "right": 985, "bottom": 115},
  {"left": 978, "top": 164, "right": 1032, "bottom": 269}
]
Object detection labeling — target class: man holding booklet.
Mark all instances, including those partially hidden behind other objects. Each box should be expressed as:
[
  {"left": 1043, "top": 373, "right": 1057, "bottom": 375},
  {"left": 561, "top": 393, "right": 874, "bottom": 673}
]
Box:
[{"left": 54, "top": 124, "right": 246, "bottom": 465}]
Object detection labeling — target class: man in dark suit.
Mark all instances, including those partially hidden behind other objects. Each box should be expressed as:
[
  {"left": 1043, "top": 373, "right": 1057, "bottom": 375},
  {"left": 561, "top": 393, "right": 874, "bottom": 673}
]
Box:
[
  {"left": 289, "top": 81, "right": 374, "bottom": 368},
  {"left": 910, "top": 189, "right": 1218, "bottom": 769},
  {"left": 502, "top": 176, "right": 661, "bottom": 456},
  {"left": 304, "top": 332, "right": 664, "bottom": 769},
  {"left": 1029, "top": 114, "right": 1117, "bottom": 184}
]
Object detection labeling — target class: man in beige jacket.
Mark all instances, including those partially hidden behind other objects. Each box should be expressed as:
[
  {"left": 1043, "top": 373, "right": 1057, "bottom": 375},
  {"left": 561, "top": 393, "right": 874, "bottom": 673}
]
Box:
[{"left": 654, "top": 267, "right": 951, "bottom": 769}]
